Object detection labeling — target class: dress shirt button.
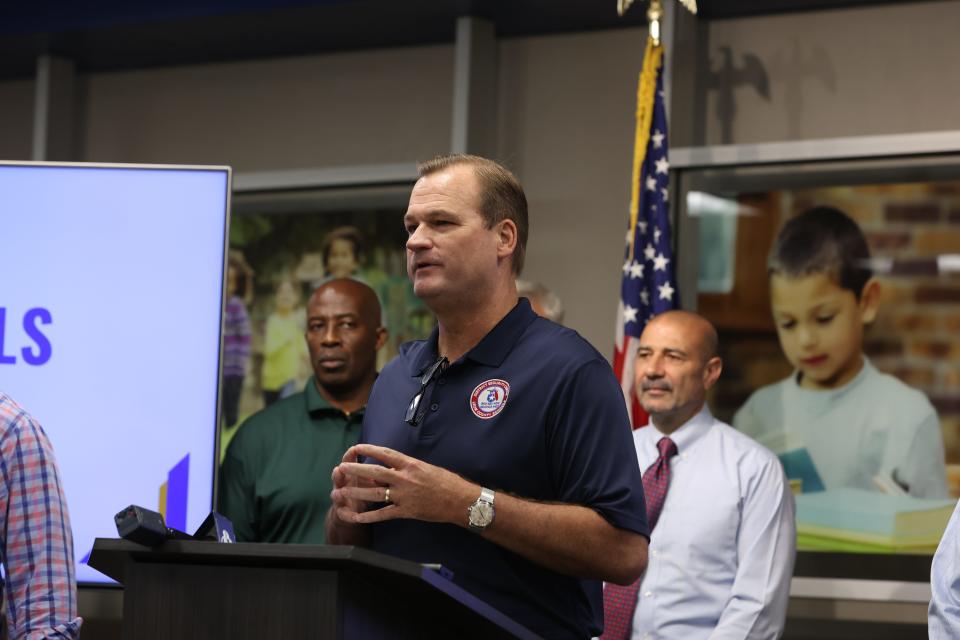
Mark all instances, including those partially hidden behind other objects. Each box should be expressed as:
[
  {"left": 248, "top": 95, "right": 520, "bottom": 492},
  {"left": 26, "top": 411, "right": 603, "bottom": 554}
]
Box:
[
  {"left": 644, "top": 590, "right": 653, "bottom": 598},
  {"left": 651, "top": 549, "right": 659, "bottom": 557},
  {"left": 430, "top": 403, "right": 439, "bottom": 411},
  {"left": 642, "top": 634, "right": 651, "bottom": 640}
]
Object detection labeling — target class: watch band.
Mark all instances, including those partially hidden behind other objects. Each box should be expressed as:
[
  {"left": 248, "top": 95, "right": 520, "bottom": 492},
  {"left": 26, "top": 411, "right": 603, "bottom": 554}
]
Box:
[{"left": 479, "top": 487, "right": 495, "bottom": 506}]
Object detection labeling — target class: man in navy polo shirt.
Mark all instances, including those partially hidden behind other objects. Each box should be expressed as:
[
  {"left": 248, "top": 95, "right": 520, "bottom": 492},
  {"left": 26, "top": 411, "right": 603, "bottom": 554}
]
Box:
[{"left": 327, "top": 154, "right": 649, "bottom": 639}]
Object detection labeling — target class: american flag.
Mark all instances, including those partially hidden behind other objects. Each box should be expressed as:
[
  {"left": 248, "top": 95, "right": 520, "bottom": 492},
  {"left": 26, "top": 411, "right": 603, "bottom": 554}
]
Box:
[{"left": 612, "top": 41, "right": 679, "bottom": 429}]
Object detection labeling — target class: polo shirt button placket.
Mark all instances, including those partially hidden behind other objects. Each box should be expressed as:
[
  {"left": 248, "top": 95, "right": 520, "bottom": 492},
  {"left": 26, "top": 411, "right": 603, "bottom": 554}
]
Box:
[{"left": 430, "top": 403, "right": 439, "bottom": 411}]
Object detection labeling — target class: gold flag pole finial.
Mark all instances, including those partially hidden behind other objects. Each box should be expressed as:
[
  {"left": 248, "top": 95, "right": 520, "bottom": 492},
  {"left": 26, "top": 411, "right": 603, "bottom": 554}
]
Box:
[
  {"left": 618, "top": 0, "right": 698, "bottom": 23},
  {"left": 646, "top": 0, "right": 664, "bottom": 46}
]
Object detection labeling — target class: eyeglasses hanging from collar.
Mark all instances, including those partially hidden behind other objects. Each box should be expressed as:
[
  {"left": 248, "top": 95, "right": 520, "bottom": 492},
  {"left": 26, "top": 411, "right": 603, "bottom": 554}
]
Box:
[{"left": 405, "top": 356, "right": 449, "bottom": 426}]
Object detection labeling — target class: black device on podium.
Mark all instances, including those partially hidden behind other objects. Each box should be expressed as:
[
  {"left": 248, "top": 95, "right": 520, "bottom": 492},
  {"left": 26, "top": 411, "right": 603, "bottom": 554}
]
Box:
[
  {"left": 114, "top": 505, "right": 236, "bottom": 546},
  {"left": 88, "top": 539, "right": 541, "bottom": 639}
]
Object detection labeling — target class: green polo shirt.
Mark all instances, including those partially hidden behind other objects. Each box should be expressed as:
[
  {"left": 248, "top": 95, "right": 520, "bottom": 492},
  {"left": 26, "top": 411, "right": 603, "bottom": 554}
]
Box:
[{"left": 218, "top": 377, "right": 364, "bottom": 543}]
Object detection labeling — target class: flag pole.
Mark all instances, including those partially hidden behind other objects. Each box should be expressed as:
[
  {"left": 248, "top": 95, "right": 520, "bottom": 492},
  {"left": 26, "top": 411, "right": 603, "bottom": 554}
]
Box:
[{"left": 627, "top": 21, "right": 663, "bottom": 258}]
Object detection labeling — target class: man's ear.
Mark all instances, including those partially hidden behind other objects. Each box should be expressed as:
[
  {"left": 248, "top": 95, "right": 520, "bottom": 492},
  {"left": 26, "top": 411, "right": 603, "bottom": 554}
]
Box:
[
  {"left": 375, "top": 327, "right": 388, "bottom": 351},
  {"left": 859, "top": 277, "right": 881, "bottom": 325},
  {"left": 496, "top": 219, "right": 518, "bottom": 262},
  {"left": 702, "top": 356, "right": 723, "bottom": 391}
]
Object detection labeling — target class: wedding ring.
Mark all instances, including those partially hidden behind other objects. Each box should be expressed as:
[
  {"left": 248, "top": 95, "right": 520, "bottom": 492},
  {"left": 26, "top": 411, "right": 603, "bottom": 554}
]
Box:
[{"left": 384, "top": 487, "right": 392, "bottom": 503}]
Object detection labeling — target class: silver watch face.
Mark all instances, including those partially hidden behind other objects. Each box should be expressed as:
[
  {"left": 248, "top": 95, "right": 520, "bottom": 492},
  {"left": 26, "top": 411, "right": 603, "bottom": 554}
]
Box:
[{"left": 469, "top": 501, "right": 494, "bottom": 527}]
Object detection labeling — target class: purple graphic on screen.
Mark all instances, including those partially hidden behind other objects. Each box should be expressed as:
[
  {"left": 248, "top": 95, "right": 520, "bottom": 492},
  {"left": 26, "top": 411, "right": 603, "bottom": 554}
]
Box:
[{"left": 165, "top": 454, "right": 190, "bottom": 532}]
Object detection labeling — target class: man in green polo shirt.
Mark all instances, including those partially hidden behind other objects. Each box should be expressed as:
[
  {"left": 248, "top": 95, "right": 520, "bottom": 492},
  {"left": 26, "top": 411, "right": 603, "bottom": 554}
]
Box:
[{"left": 219, "top": 278, "right": 387, "bottom": 543}]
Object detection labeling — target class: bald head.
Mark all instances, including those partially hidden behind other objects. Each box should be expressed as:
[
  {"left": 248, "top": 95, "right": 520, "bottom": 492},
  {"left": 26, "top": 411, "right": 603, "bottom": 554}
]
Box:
[
  {"left": 309, "top": 278, "right": 382, "bottom": 328},
  {"left": 643, "top": 310, "right": 718, "bottom": 363}
]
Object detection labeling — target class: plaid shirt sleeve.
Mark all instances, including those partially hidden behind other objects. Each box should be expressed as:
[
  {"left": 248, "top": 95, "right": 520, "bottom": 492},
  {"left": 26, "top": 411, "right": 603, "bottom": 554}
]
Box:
[{"left": 0, "top": 394, "right": 82, "bottom": 640}]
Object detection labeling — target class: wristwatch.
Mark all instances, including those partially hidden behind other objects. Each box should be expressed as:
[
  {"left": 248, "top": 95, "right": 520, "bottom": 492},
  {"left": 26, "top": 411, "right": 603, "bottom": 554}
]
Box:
[{"left": 467, "top": 487, "right": 496, "bottom": 532}]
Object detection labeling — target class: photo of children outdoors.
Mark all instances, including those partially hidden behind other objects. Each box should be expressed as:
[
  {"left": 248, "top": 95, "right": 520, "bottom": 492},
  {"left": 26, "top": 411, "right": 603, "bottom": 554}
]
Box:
[{"left": 217, "top": 204, "right": 435, "bottom": 453}]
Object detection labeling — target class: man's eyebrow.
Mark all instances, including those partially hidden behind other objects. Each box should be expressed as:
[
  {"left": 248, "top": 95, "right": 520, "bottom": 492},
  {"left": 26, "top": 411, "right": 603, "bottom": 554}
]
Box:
[
  {"left": 307, "top": 311, "right": 360, "bottom": 321},
  {"left": 636, "top": 346, "right": 689, "bottom": 357},
  {"left": 405, "top": 209, "right": 456, "bottom": 222}
]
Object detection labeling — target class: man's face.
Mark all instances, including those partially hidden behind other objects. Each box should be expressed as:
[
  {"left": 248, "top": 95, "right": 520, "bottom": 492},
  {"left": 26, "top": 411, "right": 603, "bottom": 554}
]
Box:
[
  {"left": 403, "top": 165, "right": 502, "bottom": 302},
  {"left": 635, "top": 315, "right": 719, "bottom": 429},
  {"left": 305, "top": 284, "right": 384, "bottom": 394}
]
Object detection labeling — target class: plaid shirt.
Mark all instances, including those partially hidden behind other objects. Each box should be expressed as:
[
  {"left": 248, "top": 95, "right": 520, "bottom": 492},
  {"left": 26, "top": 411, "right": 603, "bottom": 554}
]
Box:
[{"left": 0, "top": 393, "right": 81, "bottom": 639}]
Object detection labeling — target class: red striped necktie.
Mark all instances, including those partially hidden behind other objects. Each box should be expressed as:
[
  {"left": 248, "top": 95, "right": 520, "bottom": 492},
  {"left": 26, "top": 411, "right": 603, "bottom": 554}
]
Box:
[{"left": 600, "top": 436, "right": 678, "bottom": 640}]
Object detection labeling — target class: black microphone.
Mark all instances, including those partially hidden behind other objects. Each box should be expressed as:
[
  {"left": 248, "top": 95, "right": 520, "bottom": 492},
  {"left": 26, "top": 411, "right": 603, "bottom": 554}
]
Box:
[{"left": 114, "top": 505, "right": 193, "bottom": 546}]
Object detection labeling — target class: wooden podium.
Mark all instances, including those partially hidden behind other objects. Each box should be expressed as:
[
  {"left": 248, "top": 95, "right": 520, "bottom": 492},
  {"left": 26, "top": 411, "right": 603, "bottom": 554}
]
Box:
[{"left": 89, "top": 539, "right": 540, "bottom": 640}]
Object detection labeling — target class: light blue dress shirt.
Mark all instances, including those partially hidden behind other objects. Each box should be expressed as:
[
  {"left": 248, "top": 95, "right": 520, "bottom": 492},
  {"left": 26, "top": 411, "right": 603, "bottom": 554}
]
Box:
[
  {"left": 929, "top": 499, "right": 960, "bottom": 638},
  {"left": 631, "top": 406, "right": 796, "bottom": 640}
]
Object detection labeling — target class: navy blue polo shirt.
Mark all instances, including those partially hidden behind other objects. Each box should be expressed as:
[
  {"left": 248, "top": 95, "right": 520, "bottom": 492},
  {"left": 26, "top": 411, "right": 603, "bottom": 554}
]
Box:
[{"left": 361, "top": 298, "right": 648, "bottom": 639}]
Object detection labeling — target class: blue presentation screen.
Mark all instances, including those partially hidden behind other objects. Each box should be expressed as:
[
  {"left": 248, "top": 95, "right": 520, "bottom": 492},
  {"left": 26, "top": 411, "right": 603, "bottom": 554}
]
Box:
[{"left": 0, "top": 162, "right": 230, "bottom": 584}]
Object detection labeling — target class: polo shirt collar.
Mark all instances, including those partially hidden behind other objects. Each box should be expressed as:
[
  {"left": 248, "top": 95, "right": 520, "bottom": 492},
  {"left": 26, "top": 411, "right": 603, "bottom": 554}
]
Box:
[
  {"left": 303, "top": 376, "right": 364, "bottom": 418},
  {"left": 408, "top": 297, "right": 537, "bottom": 375}
]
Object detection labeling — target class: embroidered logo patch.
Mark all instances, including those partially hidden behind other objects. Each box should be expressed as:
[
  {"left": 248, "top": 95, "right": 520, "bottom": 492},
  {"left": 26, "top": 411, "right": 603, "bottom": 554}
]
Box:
[{"left": 470, "top": 379, "right": 510, "bottom": 419}]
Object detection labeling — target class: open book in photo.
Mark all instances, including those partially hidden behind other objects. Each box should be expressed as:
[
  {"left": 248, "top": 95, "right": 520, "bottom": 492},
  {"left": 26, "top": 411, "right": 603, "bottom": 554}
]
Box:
[
  {"left": 795, "top": 488, "right": 957, "bottom": 552},
  {"left": 755, "top": 430, "right": 825, "bottom": 493}
]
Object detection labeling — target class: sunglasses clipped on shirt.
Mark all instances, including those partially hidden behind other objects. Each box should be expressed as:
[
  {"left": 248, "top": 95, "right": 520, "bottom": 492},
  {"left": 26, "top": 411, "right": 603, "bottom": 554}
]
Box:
[{"left": 405, "top": 356, "right": 448, "bottom": 426}]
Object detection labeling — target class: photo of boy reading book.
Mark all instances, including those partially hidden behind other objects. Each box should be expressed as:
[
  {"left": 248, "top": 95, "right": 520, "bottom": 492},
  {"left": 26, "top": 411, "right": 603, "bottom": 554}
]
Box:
[{"left": 733, "top": 206, "right": 948, "bottom": 500}]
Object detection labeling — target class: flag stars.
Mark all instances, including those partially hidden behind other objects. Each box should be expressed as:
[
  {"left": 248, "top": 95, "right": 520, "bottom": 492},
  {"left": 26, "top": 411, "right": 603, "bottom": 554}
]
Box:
[
  {"left": 640, "top": 289, "right": 650, "bottom": 306},
  {"left": 644, "top": 244, "right": 656, "bottom": 261},
  {"left": 658, "top": 282, "right": 675, "bottom": 301},
  {"left": 655, "top": 157, "right": 669, "bottom": 175},
  {"left": 624, "top": 305, "right": 639, "bottom": 323},
  {"left": 661, "top": 187, "right": 669, "bottom": 202},
  {"left": 651, "top": 130, "right": 665, "bottom": 149},
  {"left": 622, "top": 260, "right": 632, "bottom": 275},
  {"left": 653, "top": 252, "right": 670, "bottom": 271},
  {"left": 653, "top": 227, "right": 662, "bottom": 244},
  {"left": 646, "top": 175, "right": 657, "bottom": 192},
  {"left": 638, "top": 220, "right": 648, "bottom": 235},
  {"left": 629, "top": 261, "right": 644, "bottom": 278}
]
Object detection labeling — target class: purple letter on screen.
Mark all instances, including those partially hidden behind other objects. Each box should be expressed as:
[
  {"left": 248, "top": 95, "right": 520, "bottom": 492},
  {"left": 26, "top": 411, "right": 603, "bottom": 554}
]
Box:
[
  {"left": 21, "top": 307, "right": 52, "bottom": 365},
  {"left": 166, "top": 454, "right": 190, "bottom": 532},
  {"left": 0, "top": 308, "right": 16, "bottom": 364}
]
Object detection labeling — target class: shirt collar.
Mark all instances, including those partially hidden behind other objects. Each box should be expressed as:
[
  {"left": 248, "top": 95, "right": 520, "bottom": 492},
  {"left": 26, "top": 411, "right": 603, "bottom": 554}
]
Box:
[
  {"left": 304, "top": 376, "right": 364, "bottom": 419},
  {"left": 649, "top": 404, "right": 713, "bottom": 454},
  {"left": 407, "top": 297, "right": 537, "bottom": 375}
]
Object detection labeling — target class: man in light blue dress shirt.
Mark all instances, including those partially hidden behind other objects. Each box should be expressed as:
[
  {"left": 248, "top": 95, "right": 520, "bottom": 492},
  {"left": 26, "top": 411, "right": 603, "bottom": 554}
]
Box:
[
  {"left": 630, "top": 311, "right": 796, "bottom": 639},
  {"left": 930, "top": 499, "right": 960, "bottom": 638}
]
